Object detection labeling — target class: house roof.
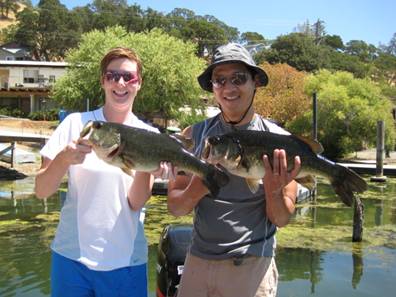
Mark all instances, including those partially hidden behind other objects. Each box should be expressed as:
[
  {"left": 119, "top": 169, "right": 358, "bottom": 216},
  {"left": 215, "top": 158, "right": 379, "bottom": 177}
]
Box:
[{"left": 0, "top": 60, "right": 68, "bottom": 67}]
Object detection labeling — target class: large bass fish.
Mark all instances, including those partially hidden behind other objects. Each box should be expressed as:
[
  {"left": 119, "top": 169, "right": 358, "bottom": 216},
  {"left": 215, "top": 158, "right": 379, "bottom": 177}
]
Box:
[
  {"left": 202, "top": 130, "right": 367, "bottom": 206},
  {"left": 80, "top": 121, "right": 229, "bottom": 196}
]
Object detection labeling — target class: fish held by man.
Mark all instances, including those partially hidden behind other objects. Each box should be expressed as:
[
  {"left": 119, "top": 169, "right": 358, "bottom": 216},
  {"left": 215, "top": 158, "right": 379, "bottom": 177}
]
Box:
[
  {"left": 202, "top": 130, "right": 367, "bottom": 206},
  {"left": 79, "top": 121, "right": 229, "bottom": 196}
]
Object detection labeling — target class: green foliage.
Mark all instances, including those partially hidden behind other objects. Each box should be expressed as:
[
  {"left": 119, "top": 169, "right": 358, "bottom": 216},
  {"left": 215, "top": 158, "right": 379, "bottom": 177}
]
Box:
[
  {"left": 0, "top": 107, "right": 27, "bottom": 118},
  {"left": 174, "top": 108, "right": 207, "bottom": 129},
  {"left": 344, "top": 40, "right": 378, "bottom": 62},
  {"left": 51, "top": 26, "right": 206, "bottom": 121},
  {"left": 287, "top": 70, "right": 396, "bottom": 159},
  {"left": 28, "top": 108, "right": 59, "bottom": 121},
  {"left": 263, "top": 33, "right": 329, "bottom": 72},
  {"left": 240, "top": 31, "right": 266, "bottom": 45}
]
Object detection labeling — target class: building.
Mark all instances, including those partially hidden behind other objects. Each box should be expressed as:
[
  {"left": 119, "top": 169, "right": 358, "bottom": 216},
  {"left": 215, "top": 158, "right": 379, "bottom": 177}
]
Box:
[
  {"left": 0, "top": 60, "right": 68, "bottom": 114},
  {"left": 0, "top": 42, "right": 31, "bottom": 61}
]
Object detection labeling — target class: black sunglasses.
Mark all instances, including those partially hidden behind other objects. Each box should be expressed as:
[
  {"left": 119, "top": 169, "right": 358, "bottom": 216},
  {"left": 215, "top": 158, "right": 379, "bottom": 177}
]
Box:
[
  {"left": 104, "top": 71, "right": 139, "bottom": 84},
  {"left": 211, "top": 72, "right": 250, "bottom": 89}
]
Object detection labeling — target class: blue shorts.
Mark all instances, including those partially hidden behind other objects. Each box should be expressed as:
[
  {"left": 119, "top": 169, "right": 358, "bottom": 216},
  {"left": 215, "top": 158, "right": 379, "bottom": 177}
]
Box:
[{"left": 51, "top": 251, "right": 147, "bottom": 297}]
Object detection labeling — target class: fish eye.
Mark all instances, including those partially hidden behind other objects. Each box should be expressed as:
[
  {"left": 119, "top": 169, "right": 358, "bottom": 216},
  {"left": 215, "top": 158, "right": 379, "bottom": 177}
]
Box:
[
  {"left": 209, "top": 136, "right": 221, "bottom": 145},
  {"left": 93, "top": 121, "right": 103, "bottom": 129}
]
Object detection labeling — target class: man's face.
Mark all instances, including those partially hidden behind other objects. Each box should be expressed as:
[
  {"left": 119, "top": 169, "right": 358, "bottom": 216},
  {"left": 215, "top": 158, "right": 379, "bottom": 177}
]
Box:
[{"left": 211, "top": 63, "right": 257, "bottom": 121}]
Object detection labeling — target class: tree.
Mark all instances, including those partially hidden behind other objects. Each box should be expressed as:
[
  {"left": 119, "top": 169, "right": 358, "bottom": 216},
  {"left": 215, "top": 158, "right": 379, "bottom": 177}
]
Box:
[
  {"left": 294, "top": 18, "right": 326, "bottom": 45},
  {"left": 344, "top": 40, "right": 378, "bottom": 63},
  {"left": 240, "top": 32, "right": 266, "bottom": 45},
  {"left": 88, "top": 0, "right": 127, "bottom": 30},
  {"left": 10, "top": 0, "right": 80, "bottom": 60},
  {"left": 312, "top": 19, "right": 326, "bottom": 45},
  {"left": 0, "top": 0, "right": 20, "bottom": 19},
  {"left": 51, "top": 26, "right": 206, "bottom": 122},
  {"left": 264, "top": 33, "right": 328, "bottom": 72},
  {"left": 254, "top": 62, "right": 309, "bottom": 126},
  {"left": 387, "top": 32, "right": 396, "bottom": 56},
  {"left": 120, "top": 3, "right": 145, "bottom": 33},
  {"left": 323, "top": 34, "right": 344, "bottom": 50},
  {"left": 287, "top": 70, "right": 396, "bottom": 158},
  {"left": 164, "top": 10, "right": 238, "bottom": 57}
]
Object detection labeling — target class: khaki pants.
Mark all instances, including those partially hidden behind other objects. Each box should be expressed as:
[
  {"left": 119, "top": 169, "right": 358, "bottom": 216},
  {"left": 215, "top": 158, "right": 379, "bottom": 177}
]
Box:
[{"left": 177, "top": 253, "right": 278, "bottom": 297}]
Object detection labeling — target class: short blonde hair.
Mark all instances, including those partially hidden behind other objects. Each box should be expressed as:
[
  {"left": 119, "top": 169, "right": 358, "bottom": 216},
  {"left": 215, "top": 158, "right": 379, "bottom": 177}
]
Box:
[{"left": 100, "top": 47, "right": 143, "bottom": 82}]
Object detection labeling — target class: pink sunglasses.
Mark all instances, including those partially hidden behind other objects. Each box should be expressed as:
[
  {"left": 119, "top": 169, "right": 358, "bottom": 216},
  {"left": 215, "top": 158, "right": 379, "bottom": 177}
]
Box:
[{"left": 104, "top": 71, "right": 139, "bottom": 84}]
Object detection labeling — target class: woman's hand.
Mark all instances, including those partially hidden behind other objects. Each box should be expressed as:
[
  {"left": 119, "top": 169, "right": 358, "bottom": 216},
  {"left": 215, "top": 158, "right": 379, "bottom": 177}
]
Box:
[
  {"left": 151, "top": 162, "right": 178, "bottom": 181},
  {"left": 58, "top": 138, "right": 92, "bottom": 166}
]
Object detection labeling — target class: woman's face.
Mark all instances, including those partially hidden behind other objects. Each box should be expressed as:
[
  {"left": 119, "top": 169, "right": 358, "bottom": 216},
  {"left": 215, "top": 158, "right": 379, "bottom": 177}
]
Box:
[{"left": 101, "top": 58, "right": 141, "bottom": 114}]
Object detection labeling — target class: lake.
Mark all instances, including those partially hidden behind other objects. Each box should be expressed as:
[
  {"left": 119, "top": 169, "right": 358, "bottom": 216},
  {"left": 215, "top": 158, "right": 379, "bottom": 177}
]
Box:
[{"left": 0, "top": 175, "right": 395, "bottom": 297}]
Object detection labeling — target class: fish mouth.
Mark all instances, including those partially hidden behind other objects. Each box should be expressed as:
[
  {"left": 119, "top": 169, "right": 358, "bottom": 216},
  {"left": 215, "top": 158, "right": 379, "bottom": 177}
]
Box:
[
  {"left": 80, "top": 121, "right": 94, "bottom": 138},
  {"left": 80, "top": 121, "right": 104, "bottom": 139},
  {"left": 107, "top": 144, "right": 122, "bottom": 158}
]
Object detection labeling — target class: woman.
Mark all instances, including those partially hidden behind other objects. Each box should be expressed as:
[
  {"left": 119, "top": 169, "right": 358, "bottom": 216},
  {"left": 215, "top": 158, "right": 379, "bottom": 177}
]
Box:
[{"left": 35, "top": 47, "right": 165, "bottom": 297}]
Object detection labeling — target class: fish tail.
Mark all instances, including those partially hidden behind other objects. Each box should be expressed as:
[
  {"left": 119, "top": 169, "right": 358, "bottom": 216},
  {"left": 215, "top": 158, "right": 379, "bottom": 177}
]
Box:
[
  {"left": 330, "top": 164, "right": 368, "bottom": 207},
  {"left": 202, "top": 166, "right": 229, "bottom": 197}
]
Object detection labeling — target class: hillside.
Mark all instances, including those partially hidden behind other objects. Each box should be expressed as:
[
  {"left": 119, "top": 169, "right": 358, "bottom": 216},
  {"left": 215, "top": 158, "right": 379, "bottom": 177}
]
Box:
[{"left": 0, "top": 2, "right": 26, "bottom": 30}]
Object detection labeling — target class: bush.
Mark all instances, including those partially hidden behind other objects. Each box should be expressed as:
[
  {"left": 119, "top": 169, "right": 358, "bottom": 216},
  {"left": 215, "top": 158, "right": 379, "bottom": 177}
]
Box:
[
  {"left": 28, "top": 109, "right": 59, "bottom": 121},
  {"left": 0, "top": 107, "right": 28, "bottom": 118}
]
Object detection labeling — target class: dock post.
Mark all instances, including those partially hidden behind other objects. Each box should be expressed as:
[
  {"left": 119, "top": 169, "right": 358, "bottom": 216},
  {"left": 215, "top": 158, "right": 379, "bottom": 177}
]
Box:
[
  {"left": 352, "top": 196, "right": 364, "bottom": 242},
  {"left": 370, "top": 120, "right": 387, "bottom": 182},
  {"left": 10, "top": 142, "right": 15, "bottom": 168}
]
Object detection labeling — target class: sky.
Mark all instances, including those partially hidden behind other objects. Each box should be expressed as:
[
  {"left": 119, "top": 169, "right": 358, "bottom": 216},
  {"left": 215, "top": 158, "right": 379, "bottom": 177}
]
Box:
[{"left": 31, "top": 0, "right": 396, "bottom": 46}]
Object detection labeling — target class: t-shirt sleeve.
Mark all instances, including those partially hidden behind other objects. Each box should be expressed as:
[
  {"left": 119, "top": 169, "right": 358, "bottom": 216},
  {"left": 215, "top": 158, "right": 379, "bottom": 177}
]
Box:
[{"left": 40, "top": 113, "right": 79, "bottom": 160}]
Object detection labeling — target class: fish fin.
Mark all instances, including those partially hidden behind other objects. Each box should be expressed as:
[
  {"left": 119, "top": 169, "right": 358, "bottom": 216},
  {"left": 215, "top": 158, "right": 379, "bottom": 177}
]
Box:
[
  {"left": 170, "top": 134, "right": 194, "bottom": 151},
  {"left": 295, "top": 135, "right": 324, "bottom": 154},
  {"left": 121, "top": 167, "right": 133, "bottom": 176},
  {"left": 295, "top": 175, "right": 316, "bottom": 191},
  {"left": 202, "top": 165, "right": 229, "bottom": 197},
  {"left": 122, "top": 157, "right": 135, "bottom": 171},
  {"left": 330, "top": 164, "right": 367, "bottom": 207},
  {"left": 246, "top": 178, "right": 261, "bottom": 193}
]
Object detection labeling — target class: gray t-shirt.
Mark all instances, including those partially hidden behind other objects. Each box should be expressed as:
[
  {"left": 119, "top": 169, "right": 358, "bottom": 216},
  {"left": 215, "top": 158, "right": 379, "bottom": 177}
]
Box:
[{"left": 190, "top": 113, "right": 290, "bottom": 259}]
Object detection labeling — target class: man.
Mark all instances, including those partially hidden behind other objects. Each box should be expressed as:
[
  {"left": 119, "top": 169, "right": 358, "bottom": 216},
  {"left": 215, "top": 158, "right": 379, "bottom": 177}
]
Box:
[{"left": 167, "top": 43, "right": 301, "bottom": 297}]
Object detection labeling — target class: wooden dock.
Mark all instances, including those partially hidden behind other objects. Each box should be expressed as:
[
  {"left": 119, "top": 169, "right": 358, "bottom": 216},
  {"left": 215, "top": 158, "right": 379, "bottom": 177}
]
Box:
[
  {"left": 0, "top": 131, "right": 49, "bottom": 167},
  {"left": 337, "top": 161, "right": 396, "bottom": 176}
]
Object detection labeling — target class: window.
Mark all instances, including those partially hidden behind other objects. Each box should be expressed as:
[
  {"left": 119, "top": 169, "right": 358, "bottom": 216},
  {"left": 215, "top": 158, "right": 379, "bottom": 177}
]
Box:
[
  {"left": 49, "top": 75, "right": 56, "bottom": 83},
  {"left": 23, "top": 69, "right": 39, "bottom": 83}
]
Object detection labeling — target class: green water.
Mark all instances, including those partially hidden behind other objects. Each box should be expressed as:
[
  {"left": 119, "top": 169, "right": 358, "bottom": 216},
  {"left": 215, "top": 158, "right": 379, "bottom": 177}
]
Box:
[{"left": 0, "top": 176, "right": 395, "bottom": 297}]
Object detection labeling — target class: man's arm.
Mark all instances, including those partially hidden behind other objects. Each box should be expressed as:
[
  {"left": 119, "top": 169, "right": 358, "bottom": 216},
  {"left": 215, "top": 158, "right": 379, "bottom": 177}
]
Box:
[{"left": 167, "top": 174, "right": 209, "bottom": 217}]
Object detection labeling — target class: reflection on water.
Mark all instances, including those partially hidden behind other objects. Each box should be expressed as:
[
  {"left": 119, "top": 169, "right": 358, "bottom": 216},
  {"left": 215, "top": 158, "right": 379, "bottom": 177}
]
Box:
[{"left": 0, "top": 177, "right": 395, "bottom": 296}]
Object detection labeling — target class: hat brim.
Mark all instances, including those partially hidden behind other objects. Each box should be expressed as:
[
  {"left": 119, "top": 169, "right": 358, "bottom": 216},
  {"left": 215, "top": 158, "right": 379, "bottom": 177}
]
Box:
[{"left": 198, "top": 60, "right": 268, "bottom": 92}]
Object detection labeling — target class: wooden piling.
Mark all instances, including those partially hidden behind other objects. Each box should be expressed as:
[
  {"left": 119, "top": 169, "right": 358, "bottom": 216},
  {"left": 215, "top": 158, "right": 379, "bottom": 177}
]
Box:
[
  {"left": 370, "top": 120, "right": 387, "bottom": 182},
  {"left": 352, "top": 196, "right": 364, "bottom": 242}
]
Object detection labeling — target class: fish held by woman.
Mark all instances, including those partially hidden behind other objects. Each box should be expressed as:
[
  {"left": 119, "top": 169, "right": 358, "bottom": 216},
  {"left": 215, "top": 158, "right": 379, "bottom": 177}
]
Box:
[{"left": 80, "top": 121, "right": 229, "bottom": 196}]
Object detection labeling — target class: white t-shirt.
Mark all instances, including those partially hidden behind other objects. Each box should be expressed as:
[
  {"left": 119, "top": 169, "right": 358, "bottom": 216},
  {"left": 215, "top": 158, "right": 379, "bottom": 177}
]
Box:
[{"left": 40, "top": 107, "right": 158, "bottom": 271}]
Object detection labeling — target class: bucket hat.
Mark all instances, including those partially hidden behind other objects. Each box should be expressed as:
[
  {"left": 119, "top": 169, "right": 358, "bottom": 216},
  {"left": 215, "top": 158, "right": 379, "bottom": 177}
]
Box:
[{"left": 198, "top": 43, "right": 268, "bottom": 92}]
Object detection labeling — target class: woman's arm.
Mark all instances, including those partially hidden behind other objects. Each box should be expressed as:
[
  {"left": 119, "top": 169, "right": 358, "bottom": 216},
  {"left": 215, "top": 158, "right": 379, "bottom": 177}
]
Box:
[
  {"left": 35, "top": 140, "right": 92, "bottom": 199},
  {"left": 127, "top": 171, "right": 155, "bottom": 211}
]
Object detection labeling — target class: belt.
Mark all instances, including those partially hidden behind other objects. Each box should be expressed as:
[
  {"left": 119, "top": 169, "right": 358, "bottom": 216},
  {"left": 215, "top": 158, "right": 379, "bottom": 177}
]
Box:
[{"left": 232, "top": 254, "right": 252, "bottom": 266}]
